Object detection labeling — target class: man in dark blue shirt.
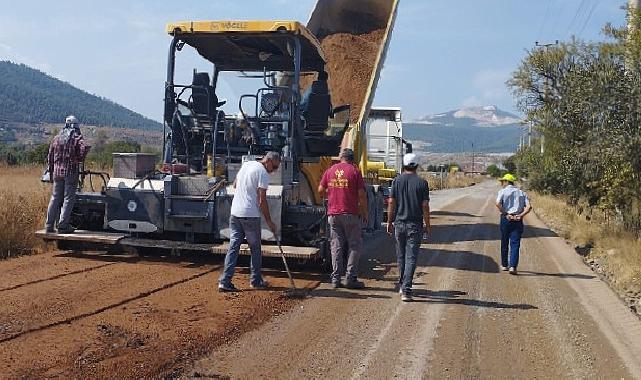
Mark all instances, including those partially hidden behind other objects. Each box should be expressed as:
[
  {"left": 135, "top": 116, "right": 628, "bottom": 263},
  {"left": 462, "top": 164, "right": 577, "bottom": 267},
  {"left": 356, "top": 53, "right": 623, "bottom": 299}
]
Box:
[{"left": 386, "top": 153, "right": 431, "bottom": 301}]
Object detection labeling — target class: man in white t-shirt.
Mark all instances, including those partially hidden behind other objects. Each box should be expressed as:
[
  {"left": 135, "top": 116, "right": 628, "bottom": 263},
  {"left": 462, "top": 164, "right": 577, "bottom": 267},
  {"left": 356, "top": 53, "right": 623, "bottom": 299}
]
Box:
[{"left": 219, "top": 152, "right": 281, "bottom": 292}]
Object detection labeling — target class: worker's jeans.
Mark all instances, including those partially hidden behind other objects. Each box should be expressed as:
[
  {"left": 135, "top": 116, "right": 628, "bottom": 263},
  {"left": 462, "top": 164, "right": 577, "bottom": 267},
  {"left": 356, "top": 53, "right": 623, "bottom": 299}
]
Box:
[
  {"left": 394, "top": 221, "right": 422, "bottom": 294},
  {"left": 219, "top": 216, "right": 264, "bottom": 286},
  {"left": 45, "top": 176, "right": 78, "bottom": 230},
  {"left": 500, "top": 215, "right": 524, "bottom": 268},
  {"left": 328, "top": 214, "right": 363, "bottom": 283}
]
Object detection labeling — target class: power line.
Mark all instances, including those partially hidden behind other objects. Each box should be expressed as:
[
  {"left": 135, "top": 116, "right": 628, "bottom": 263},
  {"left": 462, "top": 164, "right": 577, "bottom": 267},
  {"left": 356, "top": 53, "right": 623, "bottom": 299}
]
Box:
[
  {"left": 578, "top": 1, "right": 600, "bottom": 37},
  {"left": 567, "top": 0, "right": 588, "bottom": 37},
  {"left": 537, "top": 0, "right": 553, "bottom": 41},
  {"left": 549, "top": 1, "right": 568, "bottom": 37}
]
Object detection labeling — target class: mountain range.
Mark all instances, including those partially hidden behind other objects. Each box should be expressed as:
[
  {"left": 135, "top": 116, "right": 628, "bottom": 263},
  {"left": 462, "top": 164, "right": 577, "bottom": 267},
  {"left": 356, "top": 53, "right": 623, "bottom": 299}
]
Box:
[
  {"left": 415, "top": 105, "right": 522, "bottom": 128},
  {"left": 0, "top": 60, "right": 521, "bottom": 153},
  {"left": 0, "top": 61, "right": 161, "bottom": 131},
  {"left": 404, "top": 106, "right": 523, "bottom": 153}
]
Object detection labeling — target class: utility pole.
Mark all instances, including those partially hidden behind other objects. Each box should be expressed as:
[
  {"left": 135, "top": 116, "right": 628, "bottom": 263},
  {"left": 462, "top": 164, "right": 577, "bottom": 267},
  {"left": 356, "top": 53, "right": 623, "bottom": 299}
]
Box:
[
  {"left": 471, "top": 142, "right": 475, "bottom": 174},
  {"left": 630, "top": 0, "right": 640, "bottom": 49},
  {"left": 534, "top": 40, "right": 559, "bottom": 156},
  {"left": 518, "top": 134, "right": 523, "bottom": 151},
  {"left": 630, "top": 0, "right": 640, "bottom": 27},
  {"left": 629, "top": 1, "right": 640, "bottom": 70}
]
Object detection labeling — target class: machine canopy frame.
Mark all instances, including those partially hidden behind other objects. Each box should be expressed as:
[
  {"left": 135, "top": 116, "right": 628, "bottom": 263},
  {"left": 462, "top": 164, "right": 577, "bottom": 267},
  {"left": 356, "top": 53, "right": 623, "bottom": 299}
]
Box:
[{"left": 166, "top": 20, "right": 326, "bottom": 72}]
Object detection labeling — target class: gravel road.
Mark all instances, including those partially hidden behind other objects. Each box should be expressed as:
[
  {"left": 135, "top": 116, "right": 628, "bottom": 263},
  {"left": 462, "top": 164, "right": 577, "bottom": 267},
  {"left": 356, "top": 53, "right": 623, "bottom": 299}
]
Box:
[
  {"left": 188, "top": 181, "right": 641, "bottom": 379},
  {"left": 2, "top": 181, "right": 641, "bottom": 379}
]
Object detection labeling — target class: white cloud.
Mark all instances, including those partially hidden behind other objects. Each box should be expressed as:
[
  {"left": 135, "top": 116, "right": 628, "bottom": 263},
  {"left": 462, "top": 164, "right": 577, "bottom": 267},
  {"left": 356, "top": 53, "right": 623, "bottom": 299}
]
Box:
[
  {"left": 472, "top": 69, "right": 509, "bottom": 88},
  {"left": 380, "top": 63, "right": 409, "bottom": 81},
  {"left": 462, "top": 96, "right": 482, "bottom": 107},
  {"left": 460, "top": 68, "right": 512, "bottom": 108}
]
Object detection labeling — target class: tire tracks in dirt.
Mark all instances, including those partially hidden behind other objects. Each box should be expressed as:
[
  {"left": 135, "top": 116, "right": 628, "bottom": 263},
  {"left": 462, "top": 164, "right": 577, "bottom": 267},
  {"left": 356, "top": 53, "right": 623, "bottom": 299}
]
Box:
[
  {"left": 0, "top": 266, "right": 219, "bottom": 344},
  {"left": 0, "top": 262, "right": 117, "bottom": 293},
  {"left": 357, "top": 193, "right": 494, "bottom": 379}
]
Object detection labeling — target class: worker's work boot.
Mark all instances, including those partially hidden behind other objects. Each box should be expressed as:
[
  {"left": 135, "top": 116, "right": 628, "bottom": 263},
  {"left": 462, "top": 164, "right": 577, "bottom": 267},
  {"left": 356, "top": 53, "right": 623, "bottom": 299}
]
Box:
[
  {"left": 57, "top": 226, "right": 75, "bottom": 234},
  {"left": 218, "top": 282, "right": 239, "bottom": 292},
  {"left": 331, "top": 280, "right": 342, "bottom": 289},
  {"left": 45, "top": 226, "right": 55, "bottom": 233},
  {"left": 509, "top": 267, "right": 518, "bottom": 275},
  {"left": 401, "top": 292, "right": 413, "bottom": 302},
  {"left": 500, "top": 266, "right": 508, "bottom": 272},
  {"left": 345, "top": 279, "right": 365, "bottom": 289},
  {"left": 250, "top": 280, "right": 270, "bottom": 289}
]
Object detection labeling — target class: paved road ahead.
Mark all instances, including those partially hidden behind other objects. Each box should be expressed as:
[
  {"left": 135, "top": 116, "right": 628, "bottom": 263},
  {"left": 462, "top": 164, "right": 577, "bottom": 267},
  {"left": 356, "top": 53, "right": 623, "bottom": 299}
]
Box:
[{"left": 190, "top": 181, "right": 641, "bottom": 379}]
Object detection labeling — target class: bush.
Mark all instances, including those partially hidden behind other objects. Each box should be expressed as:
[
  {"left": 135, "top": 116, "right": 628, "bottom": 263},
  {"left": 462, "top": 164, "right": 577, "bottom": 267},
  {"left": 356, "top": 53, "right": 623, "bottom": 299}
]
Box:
[
  {"left": 0, "top": 143, "right": 50, "bottom": 166},
  {"left": 0, "top": 165, "right": 49, "bottom": 258},
  {"left": 486, "top": 164, "right": 504, "bottom": 178}
]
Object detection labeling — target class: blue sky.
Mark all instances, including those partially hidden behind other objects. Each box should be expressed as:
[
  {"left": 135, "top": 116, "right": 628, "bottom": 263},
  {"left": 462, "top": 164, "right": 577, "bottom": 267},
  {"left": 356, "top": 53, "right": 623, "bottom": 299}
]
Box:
[{"left": 0, "top": 0, "right": 625, "bottom": 122}]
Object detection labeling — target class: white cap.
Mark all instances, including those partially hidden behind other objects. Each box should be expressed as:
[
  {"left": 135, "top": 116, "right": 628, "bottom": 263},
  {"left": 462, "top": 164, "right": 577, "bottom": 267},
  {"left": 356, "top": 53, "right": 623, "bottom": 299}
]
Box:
[
  {"left": 65, "top": 115, "right": 78, "bottom": 124},
  {"left": 403, "top": 153, "right": 419, "bottom": 167}
]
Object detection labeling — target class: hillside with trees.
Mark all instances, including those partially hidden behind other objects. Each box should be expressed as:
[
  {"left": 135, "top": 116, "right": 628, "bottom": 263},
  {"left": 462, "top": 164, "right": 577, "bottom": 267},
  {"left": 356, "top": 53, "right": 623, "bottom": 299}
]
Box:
[{"left": 0, "top": 61, "right": 161, "bottom": 130}]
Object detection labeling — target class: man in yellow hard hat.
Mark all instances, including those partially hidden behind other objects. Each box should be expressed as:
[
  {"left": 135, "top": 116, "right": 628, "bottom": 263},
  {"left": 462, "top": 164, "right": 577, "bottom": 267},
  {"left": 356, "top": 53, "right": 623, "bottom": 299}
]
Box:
[{"left": 495, "top": 173, "right": 532, "bottom": 275}]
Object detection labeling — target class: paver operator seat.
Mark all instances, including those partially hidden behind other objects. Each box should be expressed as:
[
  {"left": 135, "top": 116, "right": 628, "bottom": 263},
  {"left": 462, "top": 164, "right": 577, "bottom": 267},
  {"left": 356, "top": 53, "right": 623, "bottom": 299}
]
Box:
[{"left": 302, "top": 71, "right": 332, "bottom": 134}]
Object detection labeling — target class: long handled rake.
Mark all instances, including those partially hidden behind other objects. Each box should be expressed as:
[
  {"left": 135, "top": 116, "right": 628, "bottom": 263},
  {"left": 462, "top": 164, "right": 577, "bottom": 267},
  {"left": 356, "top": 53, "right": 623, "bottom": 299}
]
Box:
[{"left": 275, "top": 237, "right": 305, "bottom": 297}]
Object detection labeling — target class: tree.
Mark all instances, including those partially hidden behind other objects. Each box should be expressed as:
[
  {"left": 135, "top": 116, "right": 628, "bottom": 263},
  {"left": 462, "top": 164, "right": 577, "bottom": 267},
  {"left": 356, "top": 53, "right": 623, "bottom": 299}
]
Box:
[
  {"left": 507, "top": 6, "right": 641, "bottom": 230},
  {"left": 87, "top": 140, "right": 140, "bottom": 169},
  {"left": 486, "top": 164, "right": 503, "bottom": 178}
]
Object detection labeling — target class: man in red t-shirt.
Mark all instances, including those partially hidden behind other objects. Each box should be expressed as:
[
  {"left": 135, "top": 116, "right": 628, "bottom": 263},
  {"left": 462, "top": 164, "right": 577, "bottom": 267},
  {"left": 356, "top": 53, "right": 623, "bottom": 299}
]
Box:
[{"left": 318, "top": 148, "right": 368, "bottom": 289}]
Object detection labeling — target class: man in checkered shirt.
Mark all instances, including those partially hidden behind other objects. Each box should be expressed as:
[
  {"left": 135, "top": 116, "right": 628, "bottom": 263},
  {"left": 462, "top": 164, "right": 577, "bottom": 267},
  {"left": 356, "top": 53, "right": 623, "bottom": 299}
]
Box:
[{"left": 45, "top": 115, "right": 90, "bottom": 233}]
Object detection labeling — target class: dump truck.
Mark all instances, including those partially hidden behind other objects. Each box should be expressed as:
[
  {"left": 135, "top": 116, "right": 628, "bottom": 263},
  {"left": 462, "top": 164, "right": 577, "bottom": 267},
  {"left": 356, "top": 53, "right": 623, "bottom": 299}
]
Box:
[
  {"left": 365, "top": 107, "right": 407, "bottom": 180},
  {"left": 38, "top": 0, "right": 399, "bottom": 264}
]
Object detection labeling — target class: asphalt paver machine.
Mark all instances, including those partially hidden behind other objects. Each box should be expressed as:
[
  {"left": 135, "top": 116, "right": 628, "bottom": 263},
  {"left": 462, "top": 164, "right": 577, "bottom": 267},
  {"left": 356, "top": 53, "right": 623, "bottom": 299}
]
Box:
[{"left": 39, "top": 0, "right": 399, "bottom": 264}]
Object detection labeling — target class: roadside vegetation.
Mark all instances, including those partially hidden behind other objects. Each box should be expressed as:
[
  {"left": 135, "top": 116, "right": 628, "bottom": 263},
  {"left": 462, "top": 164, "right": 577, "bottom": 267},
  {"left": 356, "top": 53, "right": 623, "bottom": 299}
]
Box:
[
  {"left": 529, "top": 192, "right": 641, "bottom": 313},
  {"left": 507, "top": 6, "right": 641, "bottom": 312},
  {"left": 0, "top": 134, "right": 160, "bottom": 169},
  {"left": 0, "top": 165, "right": 49, "bottom": 259},
  {"left": 424, "top": 173, "right": 483, "bottom": 191}
]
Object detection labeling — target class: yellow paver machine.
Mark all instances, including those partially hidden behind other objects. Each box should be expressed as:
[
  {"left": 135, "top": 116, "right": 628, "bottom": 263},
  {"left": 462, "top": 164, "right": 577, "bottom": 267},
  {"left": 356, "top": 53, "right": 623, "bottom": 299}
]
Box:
[{"left": 38, "top": 0, "right": 399, "bottom": 264}]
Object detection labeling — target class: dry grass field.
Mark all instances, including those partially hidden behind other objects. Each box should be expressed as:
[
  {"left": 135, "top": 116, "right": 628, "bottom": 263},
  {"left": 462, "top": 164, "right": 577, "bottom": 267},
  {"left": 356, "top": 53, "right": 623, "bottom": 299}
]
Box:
[
  {"left": 0, "top": 165, "right": 50, "bottom": 259},
  {"left": 530, "top": 192, "right": 641, "bottom": 305},
  {"left": 0, "top": 165, "right": 483, "bottom": 260},
  {"left": 425, "top": 173, "right": 483, "bottom": 191}
]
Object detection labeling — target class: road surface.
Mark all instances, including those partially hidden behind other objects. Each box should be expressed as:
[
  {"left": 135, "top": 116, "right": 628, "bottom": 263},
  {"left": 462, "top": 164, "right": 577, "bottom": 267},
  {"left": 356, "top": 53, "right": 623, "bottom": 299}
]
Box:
[
  {"left": 1, "top": 181, "right": 641, "bottom": 379},
  {"left": 188, "top": 181, "right": 641, "bottom": 379}
]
